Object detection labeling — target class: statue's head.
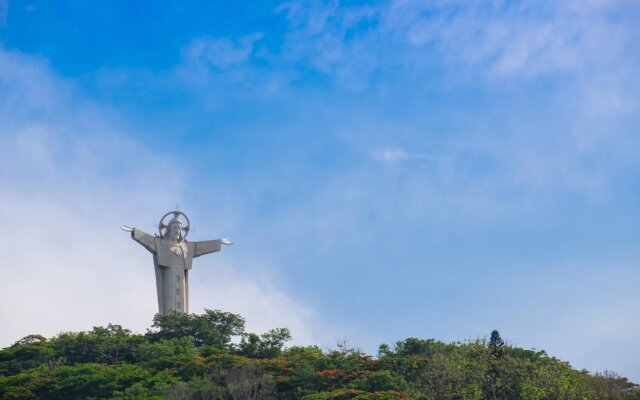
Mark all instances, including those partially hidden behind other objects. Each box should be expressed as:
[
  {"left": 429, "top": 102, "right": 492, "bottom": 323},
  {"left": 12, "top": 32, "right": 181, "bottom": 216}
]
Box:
[
  {"left": 167, "top": 218, "right": 182, "bottom": 241},
  {"left": 159, "top": 210, "right": 190, "bottom": 241}
]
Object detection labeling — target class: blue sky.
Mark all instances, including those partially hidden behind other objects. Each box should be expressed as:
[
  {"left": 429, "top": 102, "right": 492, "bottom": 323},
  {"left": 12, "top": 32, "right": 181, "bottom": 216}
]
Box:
[{"left": 1, "top": 0, "right": 639, "bottom": 382}]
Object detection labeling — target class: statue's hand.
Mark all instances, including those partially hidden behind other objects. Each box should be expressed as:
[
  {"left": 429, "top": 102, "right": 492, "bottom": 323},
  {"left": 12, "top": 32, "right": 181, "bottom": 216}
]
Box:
[
  {"left": 221, "top": 238, "right": 234, "bottom": 245},
  {"left": 121, "top": 225, "right": 134, "bottom": 232}
]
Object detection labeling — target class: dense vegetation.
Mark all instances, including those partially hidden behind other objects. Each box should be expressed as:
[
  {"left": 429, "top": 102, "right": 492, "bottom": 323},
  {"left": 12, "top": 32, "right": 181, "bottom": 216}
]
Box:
[{"left": 1, "top": 310, "right": 637, "bottom": 400}]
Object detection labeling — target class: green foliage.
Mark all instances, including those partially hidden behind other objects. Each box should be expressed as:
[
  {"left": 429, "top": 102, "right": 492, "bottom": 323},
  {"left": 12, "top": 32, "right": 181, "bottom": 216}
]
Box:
[
  {"left": 0, "top": 335, "right": 54, "bottom": 376},
  {"left": 1, "top": 313, "right": 638, "bottom": 400},
  {"left": 53, "top": 324, "right": 144, "bottom": 366},
  {"left": 489, "top": 330, "right": 505, "bottom": 358},
  {"left": 0, "top": 363, "right": 152, "bottom": 400},
  {"left": 351, "top": 370, "right": 408, "bottom": 392},
  {"left": 238, "top": 328, "right": 292, "bottom": 358},
  {"left": 391, "top": 338, "right": 448, "bottom": 357},
  {"left": 147, "top": 309, "right": 246, "bottom": 350},
  {"left": 301, "top": 388, "right": 408, "bottom": 400}
]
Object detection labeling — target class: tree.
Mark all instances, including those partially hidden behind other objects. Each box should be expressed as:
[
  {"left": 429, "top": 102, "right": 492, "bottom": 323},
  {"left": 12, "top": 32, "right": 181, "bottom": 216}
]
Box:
[
  {"left": 147, "top": 309, "right": 245, "bottom": 350},
  {"left": 392, "top": 338, "right": 447, "bottom": 357},
  {"left": 13, "top": 335, "right": 47, "bottom": 347},
  {"left": 488, "top": 330, "right": 505, "bottom": 358},
  {"left": 238, "top": 328, "right": 292, "bottom": 358},
  {"left": 0, "top": 335, "right": 53, "bottom": 376},
  {"left": 52, "top": 324, "right": 142, "bottom": 365},
  {"left": 352, "top": 370, "right": 408, "bottom": 392},
  {"left": 226, "top": 365, "right": 275, "bottom": 400}
]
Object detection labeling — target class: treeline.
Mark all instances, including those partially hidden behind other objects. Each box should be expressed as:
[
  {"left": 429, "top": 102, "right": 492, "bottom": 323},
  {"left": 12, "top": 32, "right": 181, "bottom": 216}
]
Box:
[{"left": 0, "top": 310, "right": 637, "bottom": 400}]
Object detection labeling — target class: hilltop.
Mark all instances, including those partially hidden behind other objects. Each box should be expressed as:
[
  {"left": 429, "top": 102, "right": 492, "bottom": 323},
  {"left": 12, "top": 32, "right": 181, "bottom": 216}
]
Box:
[{"left": 1, "top": 310, "right": 637, "bottom": 400}]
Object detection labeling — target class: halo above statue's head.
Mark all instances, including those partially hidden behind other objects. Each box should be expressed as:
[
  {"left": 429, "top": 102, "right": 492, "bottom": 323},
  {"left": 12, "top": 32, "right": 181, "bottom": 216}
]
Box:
[{"left": 159, "top": 210, "right": 190, "bottom": 240}]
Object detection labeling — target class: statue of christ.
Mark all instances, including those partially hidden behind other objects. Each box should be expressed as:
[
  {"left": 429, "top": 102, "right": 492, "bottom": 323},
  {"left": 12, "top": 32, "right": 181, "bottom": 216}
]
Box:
[{"left": 122, "top": 210, "right": 232, "bottom": 315}]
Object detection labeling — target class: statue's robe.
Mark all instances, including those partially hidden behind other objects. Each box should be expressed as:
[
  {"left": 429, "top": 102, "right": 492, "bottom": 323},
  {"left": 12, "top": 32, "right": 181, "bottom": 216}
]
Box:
[{"left": 131, "top": 229, "right": 221, "bottom": 315}]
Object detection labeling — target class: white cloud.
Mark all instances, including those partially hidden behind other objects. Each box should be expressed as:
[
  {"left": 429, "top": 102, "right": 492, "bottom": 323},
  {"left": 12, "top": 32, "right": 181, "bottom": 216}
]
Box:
[
  {"left": 190, "top": 264, "right": 322, "bottom": 345},
  {"left": 277, "top": 0, "right": 380, "bottom": 90},
  {"left": 167, "top": 1, "right": 640, "bottom": 229},
  {"left": 276, "top": 0, "right": 639, "bottom": 89},
  {"left": 0, "top": 47, "right": 325, "bottom": 346},
  {"left": 372, "top": 148, "right": 444, "bottom": 163},
  {"left": 372, "top": 148, "right": 410, "bottom": 162},
  {"left": 184, "top": 33, "right": 264, "bottom": 69},
  {"left": 176, "top": 33, "right": 293, "bottom": 104}
]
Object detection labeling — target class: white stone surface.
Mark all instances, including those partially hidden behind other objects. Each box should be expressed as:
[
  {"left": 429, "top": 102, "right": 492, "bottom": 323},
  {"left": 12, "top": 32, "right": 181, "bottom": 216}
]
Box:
[{"left": 129, "top": 211, "right": 228, "bottom": 315}]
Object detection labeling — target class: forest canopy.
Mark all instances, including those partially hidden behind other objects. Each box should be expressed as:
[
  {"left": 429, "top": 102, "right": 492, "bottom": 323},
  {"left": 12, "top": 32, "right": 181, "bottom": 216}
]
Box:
[{"left": 0, "top": 310, "right": 637, "bottom": 400}]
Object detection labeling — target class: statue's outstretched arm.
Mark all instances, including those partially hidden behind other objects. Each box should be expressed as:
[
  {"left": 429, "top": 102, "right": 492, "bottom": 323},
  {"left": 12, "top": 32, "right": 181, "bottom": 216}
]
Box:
[
  {"left": 122, "top": 226, "right": 157, "bottom": 254},
  {"left": 194, "top": 238, "right": 233, "bottom": 258}
]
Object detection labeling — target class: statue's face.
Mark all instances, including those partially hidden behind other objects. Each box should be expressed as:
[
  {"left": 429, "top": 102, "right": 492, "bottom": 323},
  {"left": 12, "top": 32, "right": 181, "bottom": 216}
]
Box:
[{"left": 168, "top": 222, "right": 182, "bottom": 240}]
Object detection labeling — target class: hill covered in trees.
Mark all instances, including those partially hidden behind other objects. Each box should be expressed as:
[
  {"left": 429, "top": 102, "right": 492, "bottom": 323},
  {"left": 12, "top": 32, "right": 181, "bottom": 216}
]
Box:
[{"left": 0, "top": 310, "right": 637, "bottom": 400}]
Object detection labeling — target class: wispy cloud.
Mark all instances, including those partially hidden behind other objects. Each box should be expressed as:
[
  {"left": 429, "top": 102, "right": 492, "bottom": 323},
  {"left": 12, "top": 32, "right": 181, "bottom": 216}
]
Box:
[
  {"left": 272, "top": 0, "right": 640, "bottom": 90},
  {"left": 161, "top": 0, "right": 640, "bottom": 223},
  {"left": 184, "top": 33, "right": 264, "bottom": 69},
  {"left": 372, "top": 148, "right": 444, "bottom": 163},
  {"left": 175, "top": 33, "right": 293, "bottom": 103}
]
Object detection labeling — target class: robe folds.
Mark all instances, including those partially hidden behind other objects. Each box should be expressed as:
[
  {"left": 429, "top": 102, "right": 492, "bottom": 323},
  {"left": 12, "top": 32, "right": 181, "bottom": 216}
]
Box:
[{"left": 131, "top": 229, "right": 221, "bottom": 315}]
